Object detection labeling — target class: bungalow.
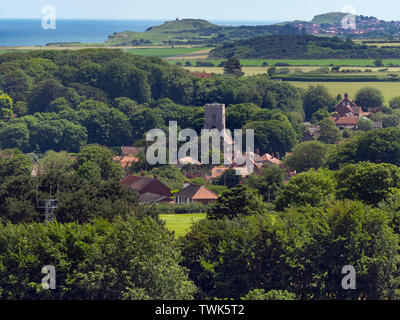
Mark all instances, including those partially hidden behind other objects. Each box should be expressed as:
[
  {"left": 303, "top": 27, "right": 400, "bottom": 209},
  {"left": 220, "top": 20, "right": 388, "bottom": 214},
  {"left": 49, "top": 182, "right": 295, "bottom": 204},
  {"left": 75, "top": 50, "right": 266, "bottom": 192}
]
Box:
[
  {"left": 175, "top": 183, "right": 218, "bottom": 205},
  {"left": 120, "top": 174, "right": 171, "bottom": 204}
]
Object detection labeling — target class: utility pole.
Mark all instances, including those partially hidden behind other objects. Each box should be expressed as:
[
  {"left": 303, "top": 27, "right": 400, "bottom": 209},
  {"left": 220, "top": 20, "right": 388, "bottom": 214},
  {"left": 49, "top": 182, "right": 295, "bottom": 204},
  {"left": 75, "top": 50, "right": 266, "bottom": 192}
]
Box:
[{"left": 36, "top": 186, "right": 59, "bottom": 225}]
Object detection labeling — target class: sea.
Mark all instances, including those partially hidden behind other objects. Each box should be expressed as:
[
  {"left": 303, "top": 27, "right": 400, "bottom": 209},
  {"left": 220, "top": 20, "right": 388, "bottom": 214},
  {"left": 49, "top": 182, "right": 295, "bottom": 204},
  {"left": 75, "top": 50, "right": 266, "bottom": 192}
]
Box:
[{"left": 0, "top": 19, "right": 282, "bottom": 47}]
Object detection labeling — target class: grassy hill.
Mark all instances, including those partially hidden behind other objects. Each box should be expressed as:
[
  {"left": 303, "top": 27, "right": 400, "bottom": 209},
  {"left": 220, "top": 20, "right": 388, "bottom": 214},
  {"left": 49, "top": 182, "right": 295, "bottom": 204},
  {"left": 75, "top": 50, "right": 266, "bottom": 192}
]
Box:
[
  {"left": 209, "top": 34, "right": 400, "bottom": 59},
  {"left": 311, "top": 12, "right": 348, "bottom": 24},
  {"left": 106, "top": 18, "right": 301, "bottom": 46}
]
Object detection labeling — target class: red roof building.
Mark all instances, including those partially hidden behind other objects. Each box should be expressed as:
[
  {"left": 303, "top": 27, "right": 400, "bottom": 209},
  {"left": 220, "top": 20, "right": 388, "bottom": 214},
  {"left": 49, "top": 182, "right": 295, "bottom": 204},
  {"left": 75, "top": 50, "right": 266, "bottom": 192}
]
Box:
[
  {"left": 120, "top": 175, "right": 171, "bottom": 203},
  {"left": 175, "top": 184, "right": 218, "bottom": 205}
]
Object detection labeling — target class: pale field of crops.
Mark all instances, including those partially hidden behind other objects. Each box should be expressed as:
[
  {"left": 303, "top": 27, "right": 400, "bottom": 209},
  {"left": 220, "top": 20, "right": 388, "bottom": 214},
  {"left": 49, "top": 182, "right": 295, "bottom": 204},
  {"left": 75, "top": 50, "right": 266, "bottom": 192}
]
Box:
[{"left": 288, "top": 81, "right": 400, "bottom": 103}]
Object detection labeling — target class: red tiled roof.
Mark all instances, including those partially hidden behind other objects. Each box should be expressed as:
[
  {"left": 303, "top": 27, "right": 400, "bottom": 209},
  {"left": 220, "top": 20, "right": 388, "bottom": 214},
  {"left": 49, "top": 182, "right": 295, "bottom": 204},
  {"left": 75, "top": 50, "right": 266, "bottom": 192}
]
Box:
[
  {"left": 113, "top": 155, "right": 139, "bottom": 168},
  {"left": 334, "top": 116, "right": 359, "bottom": 125},
  {"left": 175, "top": 184, "right": 218, "bottom": 200},
  {"left": 211, "top": 167, "right": 229, "bottom": 179},
  {"left": 120, "top": 175, "right": 171, "bottom": 198}
]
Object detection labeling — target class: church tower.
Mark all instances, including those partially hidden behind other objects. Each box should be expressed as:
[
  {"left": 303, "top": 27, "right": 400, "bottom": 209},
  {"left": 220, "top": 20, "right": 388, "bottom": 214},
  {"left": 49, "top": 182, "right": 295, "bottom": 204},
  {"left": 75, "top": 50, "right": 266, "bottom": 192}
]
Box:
[{"left": 204, "top": 103, "right": 226, "bottom": 131}]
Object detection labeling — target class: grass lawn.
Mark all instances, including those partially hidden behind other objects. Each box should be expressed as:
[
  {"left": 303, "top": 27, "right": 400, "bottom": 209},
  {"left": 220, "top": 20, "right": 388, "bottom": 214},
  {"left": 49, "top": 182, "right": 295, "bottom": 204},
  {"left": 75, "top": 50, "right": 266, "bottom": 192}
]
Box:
[
  {"left": 288, "top": 81, "right": 400, "bottom": 103},
  {"left": 160, "top": 213, "right": 206, "bottom": 238}
]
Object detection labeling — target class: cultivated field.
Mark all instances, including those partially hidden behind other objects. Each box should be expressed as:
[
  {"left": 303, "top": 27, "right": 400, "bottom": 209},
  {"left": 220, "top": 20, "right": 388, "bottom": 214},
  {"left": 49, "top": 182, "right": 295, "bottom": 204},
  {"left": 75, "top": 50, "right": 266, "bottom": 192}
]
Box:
[
  {"left": 160, "top": 213, "right": 206, "bottom": 238},
  {"left": 288, "top": 81, "right": 400, "bottom": 103}
]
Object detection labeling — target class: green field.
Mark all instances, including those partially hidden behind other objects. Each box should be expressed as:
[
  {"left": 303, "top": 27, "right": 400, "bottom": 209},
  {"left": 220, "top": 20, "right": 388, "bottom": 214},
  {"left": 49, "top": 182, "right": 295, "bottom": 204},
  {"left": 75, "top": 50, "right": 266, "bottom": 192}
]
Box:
[
  {"left": 125, "top": 47, "right": 209, "bottom": 58},
  {"left": 160, "top": 213, "right": 206, "bottom": 238},
  {"left": 0, "top": 50, "right": 15, "bottom": 55},
  {"left": 288, "top": 81, "right": 400, "bottom": 103}
]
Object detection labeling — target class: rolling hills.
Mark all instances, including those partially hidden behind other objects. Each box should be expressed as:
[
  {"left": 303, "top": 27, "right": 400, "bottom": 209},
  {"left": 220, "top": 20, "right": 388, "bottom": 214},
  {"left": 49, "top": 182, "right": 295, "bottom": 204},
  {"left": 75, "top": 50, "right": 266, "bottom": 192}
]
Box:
[{"left": 106, "top": 12, "right": 400, "bottom": 46}]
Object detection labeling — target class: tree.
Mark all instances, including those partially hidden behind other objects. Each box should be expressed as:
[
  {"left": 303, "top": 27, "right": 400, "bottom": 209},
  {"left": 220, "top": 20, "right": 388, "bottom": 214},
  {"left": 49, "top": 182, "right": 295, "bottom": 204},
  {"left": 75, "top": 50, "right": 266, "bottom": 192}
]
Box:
[
  {"left": 223, "top": 58, "right": 244, "bottom": 76},
  {"left": 76, "top": 145, "right": 123, "bottom": 181},
  {"left": 374, "top": 59, "right": 384, "bottom": 67},
  {"left": 276, "top": 169, "right": 336, "bottom": 210},
  {"left": 0, "top": 122, "right": 30, "bottom": 152},
  {"left": 216, "top": 168, "right": 242, "bottom": 188},
  {"left": 243, "top": 119, "right": 298, "bottom": 155},
  {"left": 37, "top": 151, "right": 74, "bottom": 176},
  {"left": 0, "top": 216, "right": 197, "bottom": 299},
  {"left": 0, "top": 93, "right": 13, "bottom": 119},
  {"left": 241, "top": 289, "right": 296, "bottom": 300},
  {"left": 311, "top": 109, "right": 331, "bottom": 124},
  {"left": 77, "top": 160, "right": 102, "bottom": 182},
  {"left": 280, "top": 200, "right": 400, "bottom": 300},
  {"left": 389, "top": 96, "right": 400, "bottom": 109},
  {"left": 355, "top": 87, "right": 384, "bottom": 109},
  {"left": 267, "top": 66, "right": 276, "bottom": 77},
  {"left": 246, "top": 165, "right": 285, "bottom": 202},
  {"left": 335, "top": 162, "right": 400, "bottom": 205},
  {"left": 150, "top": 165, "right": 185, "bottom": 190},
  {"left": 284, "top": 141, "right": 332, "bottom": 173},
  {"left": 333, "top": 127, "right": 400, "bottom": 167},
  {"left": 207, "top": 185, "right": 267, "bottom": 220},
  {"left": 225, "top": 103, "right": 260, "bottom": 131},
  {"left": 303, "top": 85, "right": 335, "bottom": 121},
  {"left": 356, "top": 117, "right": 374, "bottom": 131},
  {"left": 0, "top": 149, "right": 32, "bottom": 180},
  {"left": 318, "top": 118, "right": 341, "bottom": 144}
]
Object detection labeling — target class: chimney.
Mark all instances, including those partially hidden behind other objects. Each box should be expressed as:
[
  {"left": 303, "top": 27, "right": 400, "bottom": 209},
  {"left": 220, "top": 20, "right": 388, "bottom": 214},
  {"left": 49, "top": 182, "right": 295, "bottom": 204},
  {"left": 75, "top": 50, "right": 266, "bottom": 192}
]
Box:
[
  {"left": 153, "top": 173, "right": 157, "bottom": 180},
  {"left": 141, "top": 170, "right": 145, "bottom": 177},
  {"left": 255, "top": 148, "right": 260, "bottom": 155},
  {"left": 344, "top": 93, "right": 349, "bottom": 99}
]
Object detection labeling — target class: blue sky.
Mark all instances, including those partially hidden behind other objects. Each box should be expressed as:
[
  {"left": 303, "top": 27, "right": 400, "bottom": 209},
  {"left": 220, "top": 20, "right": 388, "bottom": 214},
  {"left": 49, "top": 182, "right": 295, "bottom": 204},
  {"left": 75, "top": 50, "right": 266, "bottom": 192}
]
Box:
[{"left": 1, "top": 0, "right": 400, "bottom": 21}]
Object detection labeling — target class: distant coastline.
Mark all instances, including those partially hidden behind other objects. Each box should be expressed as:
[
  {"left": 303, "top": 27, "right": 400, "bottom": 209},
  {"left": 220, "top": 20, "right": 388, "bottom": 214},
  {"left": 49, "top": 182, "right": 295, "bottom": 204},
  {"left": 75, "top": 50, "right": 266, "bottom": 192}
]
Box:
[{"left": 0, "top": 19, "right": 280, "bottom": 47}]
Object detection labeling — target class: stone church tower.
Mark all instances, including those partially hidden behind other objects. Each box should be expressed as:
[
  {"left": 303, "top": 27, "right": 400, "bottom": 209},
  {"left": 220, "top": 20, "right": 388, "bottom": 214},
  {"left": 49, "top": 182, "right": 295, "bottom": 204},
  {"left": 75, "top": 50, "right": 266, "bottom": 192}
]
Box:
[{"left": 204, "top": 103, "right": 226, "bottom": 131}]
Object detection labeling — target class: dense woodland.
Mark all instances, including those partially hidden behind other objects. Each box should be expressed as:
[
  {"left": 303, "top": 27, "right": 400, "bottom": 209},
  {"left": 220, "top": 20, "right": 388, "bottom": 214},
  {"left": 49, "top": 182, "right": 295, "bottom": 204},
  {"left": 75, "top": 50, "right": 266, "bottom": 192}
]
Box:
[
  {"left": 210, "top": 35, "right": 400, "bottom": 59},
  {"left": 2, "top": 49, "right": 400, "bottom": 299}
]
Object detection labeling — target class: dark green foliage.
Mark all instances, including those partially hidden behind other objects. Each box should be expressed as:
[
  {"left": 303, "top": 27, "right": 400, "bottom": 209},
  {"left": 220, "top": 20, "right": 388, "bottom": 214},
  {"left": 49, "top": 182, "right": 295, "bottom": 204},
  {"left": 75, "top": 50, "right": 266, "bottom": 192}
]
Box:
[
  {"left": 332, "top": 128, "right": 400, "bottom": 167},
  {"left": 223, "top": 58, "right": 244, "bottom": 76},
  {"left": 318, "top": 118, "right": 341, "bottom": 144},
  {"left": 284, "top": 140, "right": 332, "bottom": 173},
  {"left": 207, "top": 185, "right": 267, "bottom": 220},
  {"left": 243, "top": 119, "right": 298, "bottom": 155},
  {"left": 335, "top": 162, "right": 400, "bottom": 205},
  {"left": 216, "top": 168, "right": 242, "bottom": 188},
  {"left": 246, "top": 165, "right": 285, "bottom": 202},
  {"left": 210, "top": 34, "right": 400, "bottom": 59},
  {"left": 181, "top": 200, "right": 400, "bottom": 300},
  {"left": 355, "top": 87, "right": 384, "bottom": 109},
  {"left": 0, "top": 216, "right": 197, "bottom": 299},
  {"left": 276, "top": 169, "right": 336, "bottom": 210},
  {"left": 241, "top": 289, "right": 297, "bottom": 300},
  {"left": 303, "top": 85, "right": 335, "bottom": 121}
]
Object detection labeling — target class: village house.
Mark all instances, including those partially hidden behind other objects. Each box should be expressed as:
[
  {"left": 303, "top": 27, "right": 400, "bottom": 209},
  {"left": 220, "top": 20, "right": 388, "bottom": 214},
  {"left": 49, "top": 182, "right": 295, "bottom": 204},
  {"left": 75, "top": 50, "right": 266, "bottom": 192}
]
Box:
[
  {"left": 120, "top": 174, "right": 171, "bottom": 204},
  {"left": 329, "top": 93, "right": 382, "bottom": 130},
  {"left": 174, "top": 183, "right": 218, "bottom": 205}
]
